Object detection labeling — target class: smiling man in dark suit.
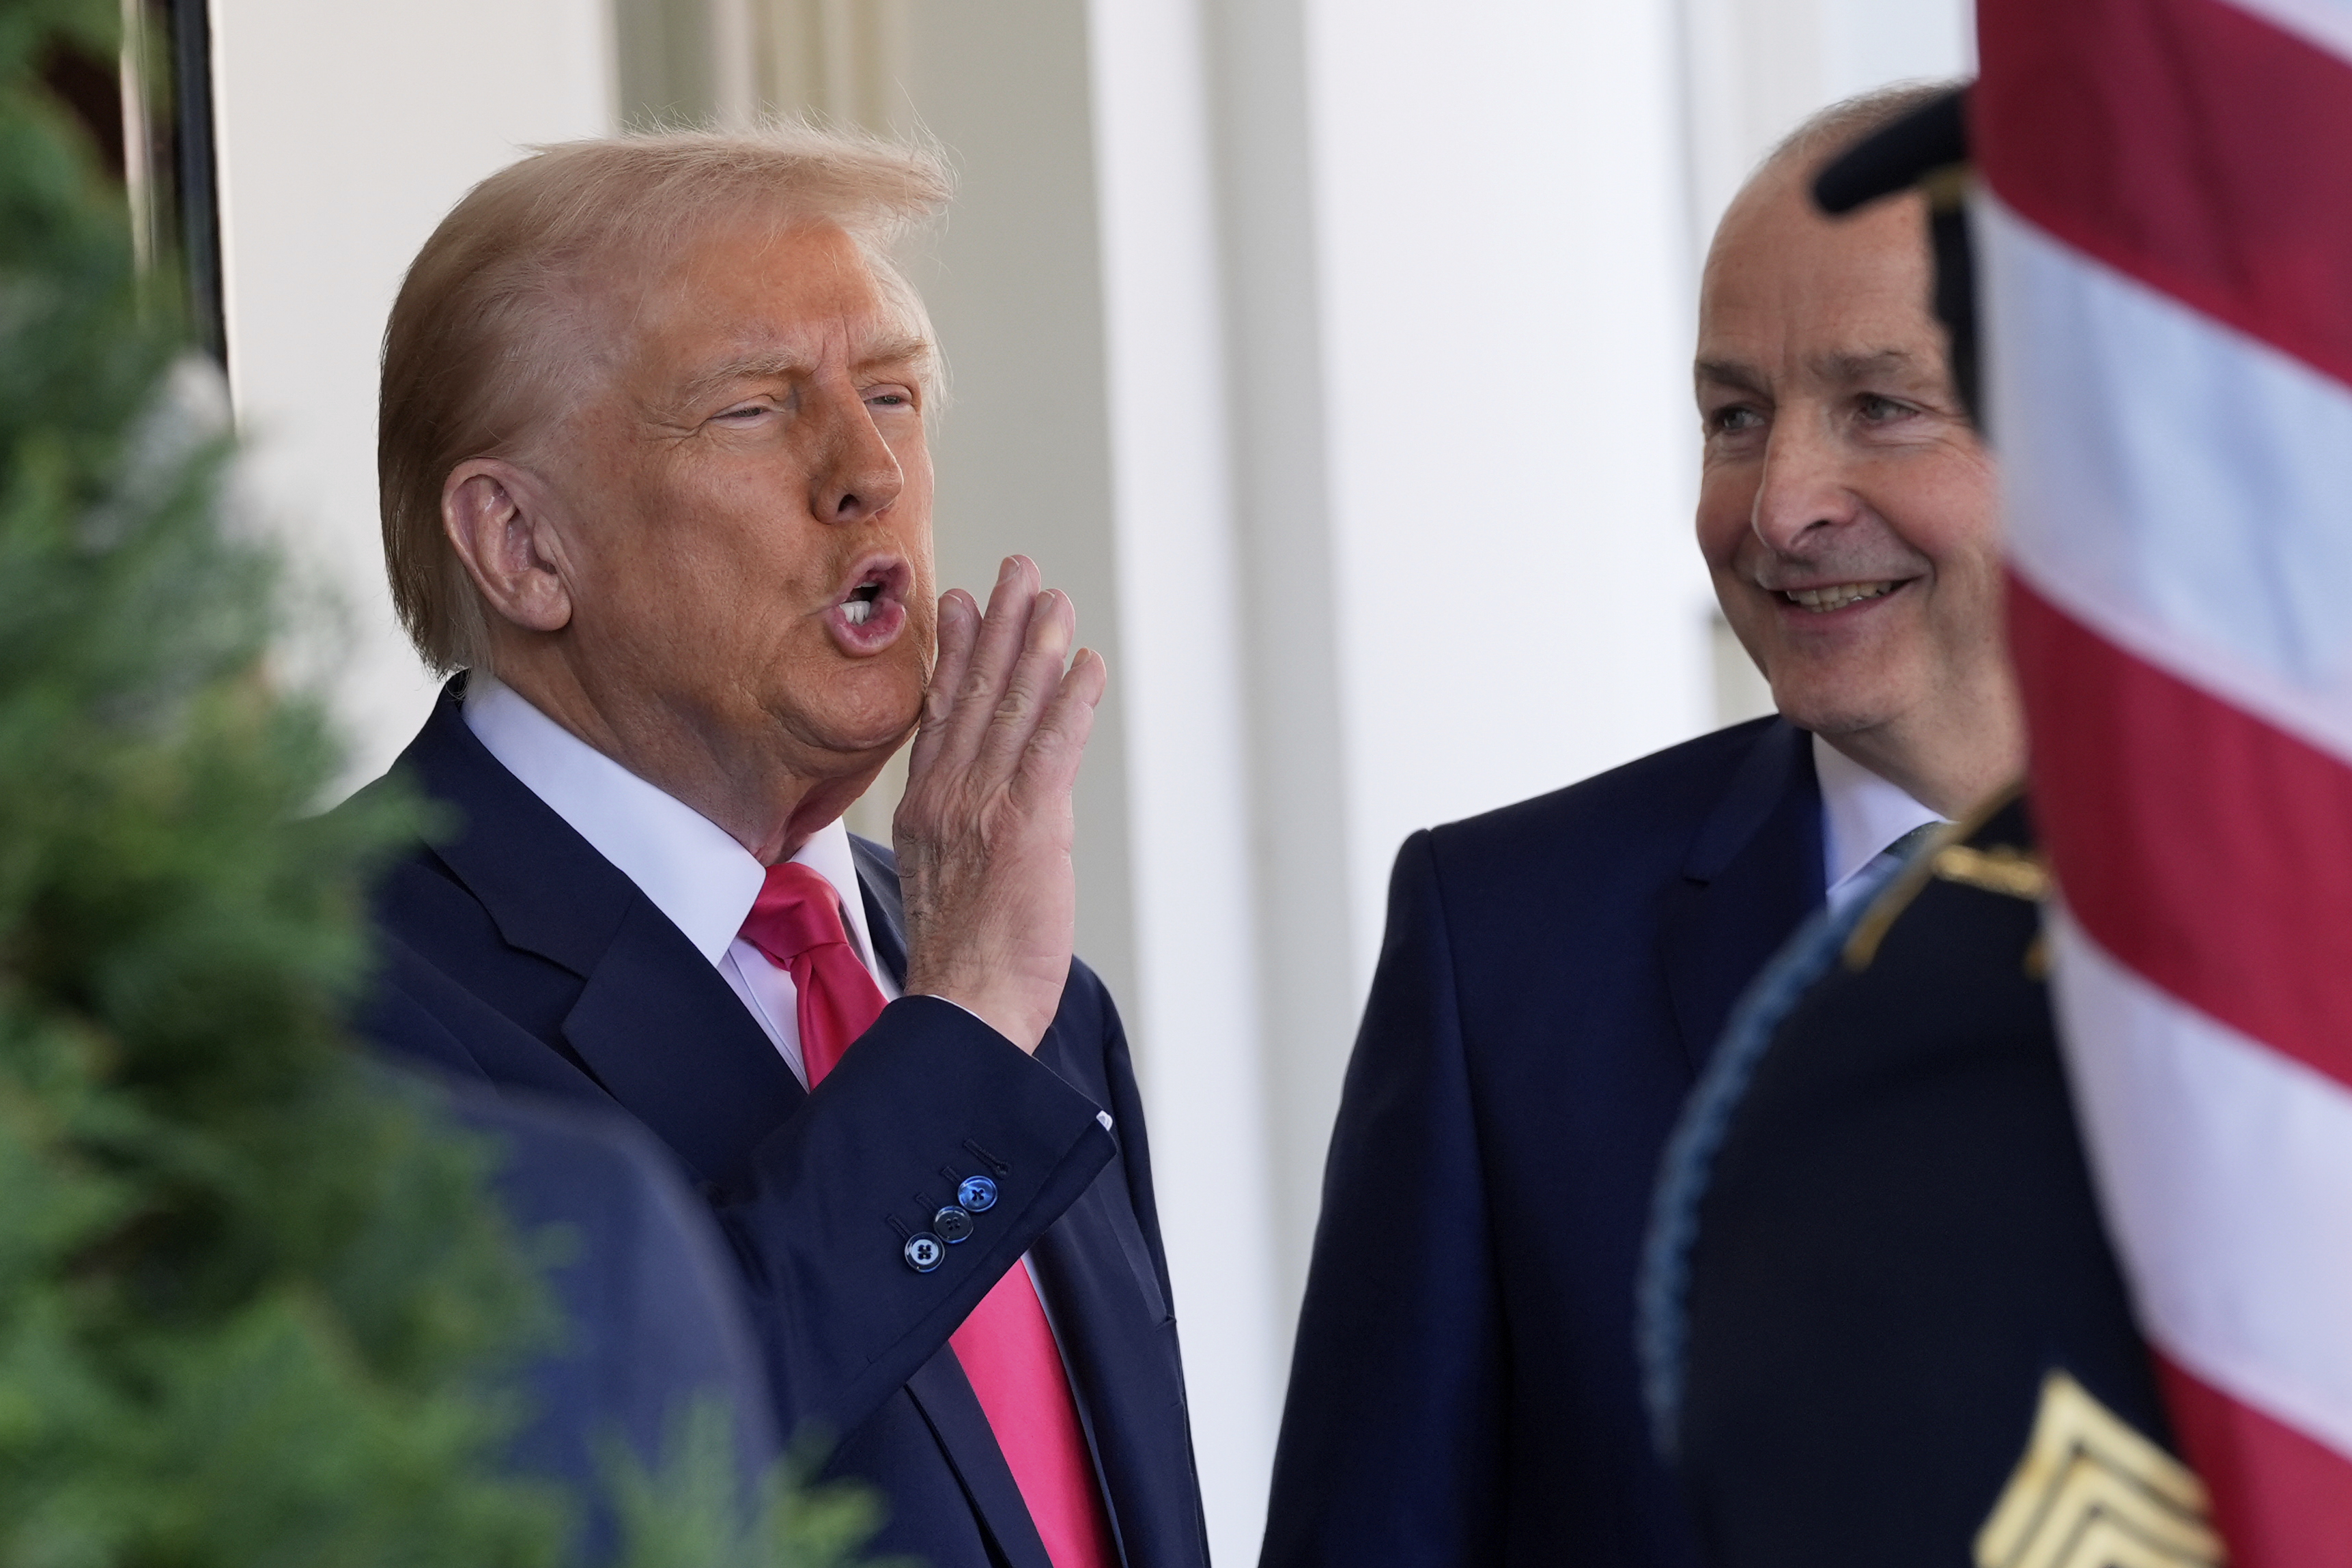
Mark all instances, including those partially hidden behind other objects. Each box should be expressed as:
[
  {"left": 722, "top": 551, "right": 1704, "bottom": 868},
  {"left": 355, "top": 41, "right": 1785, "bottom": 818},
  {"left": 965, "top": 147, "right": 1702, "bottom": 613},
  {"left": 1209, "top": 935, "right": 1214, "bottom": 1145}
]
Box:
[
  {"left": 355, "top": 126, "right": 1204, "bottom": 1568},
  {"left": 1260, "top": 84, "right": 2024, "bottom": 1568}
]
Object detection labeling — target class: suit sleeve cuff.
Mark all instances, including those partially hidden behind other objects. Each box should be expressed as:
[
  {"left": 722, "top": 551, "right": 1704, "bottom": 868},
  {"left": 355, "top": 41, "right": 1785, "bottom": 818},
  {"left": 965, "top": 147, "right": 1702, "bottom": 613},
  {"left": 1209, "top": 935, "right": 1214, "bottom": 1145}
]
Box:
[{"left": 724, "top": 994, "right": 1117, "bottom": 1431}]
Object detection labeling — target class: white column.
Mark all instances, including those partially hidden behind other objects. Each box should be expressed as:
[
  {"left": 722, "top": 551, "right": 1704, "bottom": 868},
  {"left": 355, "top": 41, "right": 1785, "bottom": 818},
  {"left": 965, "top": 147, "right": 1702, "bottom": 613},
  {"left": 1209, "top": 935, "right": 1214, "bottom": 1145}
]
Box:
[
  {"left": 1084, "top": 0, "right": 1285, "bottom": 1560},
  {"left": 1300, "top": 0, "right": 1716, "bottom": 980},
  {"left": 1198, "top": 0, "right": 1361, "bottom": 1322}
]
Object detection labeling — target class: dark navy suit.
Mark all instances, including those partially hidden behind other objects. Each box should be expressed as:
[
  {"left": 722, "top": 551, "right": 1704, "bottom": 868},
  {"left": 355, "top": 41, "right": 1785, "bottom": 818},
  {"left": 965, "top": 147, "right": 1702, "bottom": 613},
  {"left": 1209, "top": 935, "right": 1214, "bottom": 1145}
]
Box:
[
  {"left": 1262, "top": 717, "right": 1822, "bottom": 1568},
  {"left": 357, "top": 681, "right": 1208, "bottom": 1568}
]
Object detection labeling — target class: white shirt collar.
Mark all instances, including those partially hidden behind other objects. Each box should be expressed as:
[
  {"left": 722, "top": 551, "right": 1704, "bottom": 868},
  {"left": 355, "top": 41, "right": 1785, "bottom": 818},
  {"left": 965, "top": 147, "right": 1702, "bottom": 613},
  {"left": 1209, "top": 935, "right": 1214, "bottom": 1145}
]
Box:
[
  {"left": 462, "top": 676, "right": 885, "bottom": 970},
  {"left": 1813, "top": 731, "right": 1944, "bottom": 906}
]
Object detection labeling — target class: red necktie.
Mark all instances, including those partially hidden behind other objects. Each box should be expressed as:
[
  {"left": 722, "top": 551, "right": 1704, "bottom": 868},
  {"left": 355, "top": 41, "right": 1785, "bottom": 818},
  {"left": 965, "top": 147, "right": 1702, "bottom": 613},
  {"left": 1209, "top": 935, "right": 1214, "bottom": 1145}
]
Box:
[{"left": 738, "top": 861, "right": 1117, "bottom": 1568}]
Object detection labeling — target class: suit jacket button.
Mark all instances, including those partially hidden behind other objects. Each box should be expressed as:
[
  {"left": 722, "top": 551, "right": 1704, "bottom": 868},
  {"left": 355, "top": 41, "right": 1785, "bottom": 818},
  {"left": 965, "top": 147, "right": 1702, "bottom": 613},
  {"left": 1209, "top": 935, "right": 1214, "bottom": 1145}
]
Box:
[
  {"left": 904, "top": 1233, "right": 946, "bottom": 1272},
  {"left": 934, "top": 1205, "right": 975, "bottom": 1243},
  {"left": 957, "top": 1175, "right": 999, "bottom": 1212}
]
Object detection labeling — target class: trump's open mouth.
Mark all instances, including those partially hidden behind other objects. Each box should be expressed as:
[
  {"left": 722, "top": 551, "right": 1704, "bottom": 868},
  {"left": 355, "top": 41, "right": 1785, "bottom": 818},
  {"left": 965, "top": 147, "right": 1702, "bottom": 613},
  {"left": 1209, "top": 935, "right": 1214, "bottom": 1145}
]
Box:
[
  {"left": 844, "top": 579, "right": 883, "bottom": 626},
  {"left": 827, "top": 557, "right": 911, "bottom": 653},
  {"left": 1781, "top": 580, "right": 1903, "bottom": 612}
]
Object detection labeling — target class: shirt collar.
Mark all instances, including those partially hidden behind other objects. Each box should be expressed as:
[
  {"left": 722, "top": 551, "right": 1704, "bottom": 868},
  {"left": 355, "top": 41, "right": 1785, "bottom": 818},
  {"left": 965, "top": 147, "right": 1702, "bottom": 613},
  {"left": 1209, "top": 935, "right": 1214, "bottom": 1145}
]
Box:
[
  {"left": 462, "top": 676, "right": 879, "bottom": 968},
  {"left": 1813, "top": 731, "right": 1944, "bottom": 902}
]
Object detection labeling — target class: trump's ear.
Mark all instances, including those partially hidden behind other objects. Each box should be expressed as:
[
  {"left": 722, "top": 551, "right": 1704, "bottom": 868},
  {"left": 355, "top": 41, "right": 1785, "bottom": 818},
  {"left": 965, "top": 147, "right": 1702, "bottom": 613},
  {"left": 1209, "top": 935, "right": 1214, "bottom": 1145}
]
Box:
[{"left": 442, "top": 459, "right": 574, "bottom": 636}]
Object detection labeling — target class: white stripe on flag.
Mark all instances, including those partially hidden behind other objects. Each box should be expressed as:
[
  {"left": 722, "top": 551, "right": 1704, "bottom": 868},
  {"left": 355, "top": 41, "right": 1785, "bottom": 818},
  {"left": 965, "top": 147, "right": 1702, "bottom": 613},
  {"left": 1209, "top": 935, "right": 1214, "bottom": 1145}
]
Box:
[
  {"left": 1981, "top": 194, "right": 2352, "bottom": 769},
  {"left": 2047, "top": 907, "right": 2352, "bottom": 1464},
  {"left": 2218, "top": 0, "right": 2352, "bottom": 72}
]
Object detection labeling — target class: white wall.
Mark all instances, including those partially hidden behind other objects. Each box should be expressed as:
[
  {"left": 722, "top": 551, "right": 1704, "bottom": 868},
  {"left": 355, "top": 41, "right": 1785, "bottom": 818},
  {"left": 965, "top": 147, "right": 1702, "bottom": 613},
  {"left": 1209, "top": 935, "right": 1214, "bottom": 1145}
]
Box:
[
  {"left": 1680, "top": 0, "right": 1976, "bottom": 254},
  {"left": 212, "top": 0, "right": 612, "bottom": 787},
  {"left": 1304, "top": 0, "right": 1716, "bottom": 984},
  {"left": 1085, "top": 1, "right": 1286, "bottom": 1556}
]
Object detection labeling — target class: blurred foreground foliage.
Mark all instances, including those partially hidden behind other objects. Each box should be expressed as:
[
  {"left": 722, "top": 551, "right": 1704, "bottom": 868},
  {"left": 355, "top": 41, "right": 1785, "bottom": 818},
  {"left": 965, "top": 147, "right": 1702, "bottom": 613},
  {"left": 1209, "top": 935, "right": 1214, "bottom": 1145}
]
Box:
[{"left": 0, "top": 1, "right": 889, "bottom": 1563}]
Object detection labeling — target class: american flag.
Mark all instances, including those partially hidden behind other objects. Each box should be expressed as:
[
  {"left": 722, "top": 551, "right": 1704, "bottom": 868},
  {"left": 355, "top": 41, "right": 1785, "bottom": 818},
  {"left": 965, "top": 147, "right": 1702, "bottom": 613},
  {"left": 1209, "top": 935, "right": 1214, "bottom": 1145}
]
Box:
[{"left": 1979, "top": 0, "right": 2352, "bottom": 1556}]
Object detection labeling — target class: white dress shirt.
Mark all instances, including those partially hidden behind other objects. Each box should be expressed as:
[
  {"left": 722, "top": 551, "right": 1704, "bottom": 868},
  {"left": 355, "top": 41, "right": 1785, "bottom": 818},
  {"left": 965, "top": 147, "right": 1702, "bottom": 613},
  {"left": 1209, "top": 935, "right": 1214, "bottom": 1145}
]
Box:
[
  {"left": 1814, "top": 732, "right": 1946, "bottom": 913},
  {"left": 464, "top": 676, "right": 898, "bottom": 1089}
]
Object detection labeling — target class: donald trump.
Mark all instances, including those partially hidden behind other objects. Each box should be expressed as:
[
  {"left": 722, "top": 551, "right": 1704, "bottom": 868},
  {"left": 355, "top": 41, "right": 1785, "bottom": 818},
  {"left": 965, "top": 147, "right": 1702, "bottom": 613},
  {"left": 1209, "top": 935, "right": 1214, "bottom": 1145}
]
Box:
[{"left": 358, "top": 125, "right": 1206, "bottom": 1568}]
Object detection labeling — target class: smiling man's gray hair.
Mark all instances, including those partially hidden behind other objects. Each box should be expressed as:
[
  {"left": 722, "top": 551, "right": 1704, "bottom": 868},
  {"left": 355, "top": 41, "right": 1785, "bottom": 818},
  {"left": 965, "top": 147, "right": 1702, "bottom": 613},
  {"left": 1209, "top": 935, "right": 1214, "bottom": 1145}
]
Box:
[{"left": 379, "top": 120, "right": 952, "bottom": 676}]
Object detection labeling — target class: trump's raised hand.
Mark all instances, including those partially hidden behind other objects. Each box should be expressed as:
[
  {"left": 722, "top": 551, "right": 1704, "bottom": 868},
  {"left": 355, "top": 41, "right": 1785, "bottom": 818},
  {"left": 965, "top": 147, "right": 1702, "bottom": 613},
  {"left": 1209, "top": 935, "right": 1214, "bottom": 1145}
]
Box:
[{"left": 894, "top": 556, "right": 1107, "bottom": 1052}]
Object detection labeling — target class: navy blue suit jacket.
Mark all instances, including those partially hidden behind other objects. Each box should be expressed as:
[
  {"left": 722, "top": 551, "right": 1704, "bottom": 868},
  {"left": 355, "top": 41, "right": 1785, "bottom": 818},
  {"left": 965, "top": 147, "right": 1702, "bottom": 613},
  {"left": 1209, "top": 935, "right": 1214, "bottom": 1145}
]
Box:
[
  {"left": 1262, "top": 717, "right": 1822, "bottom": 1568},
  {"left": 357, "top": 682, "right": 1208, "bottom": 1568}
]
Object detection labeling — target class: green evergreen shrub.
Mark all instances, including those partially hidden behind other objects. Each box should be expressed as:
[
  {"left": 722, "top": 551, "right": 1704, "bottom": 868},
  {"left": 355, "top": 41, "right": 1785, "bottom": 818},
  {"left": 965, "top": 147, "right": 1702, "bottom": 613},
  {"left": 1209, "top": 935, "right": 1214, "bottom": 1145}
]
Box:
[{"left": 0, "top": 3, "right": 890, "bottom": 1562}]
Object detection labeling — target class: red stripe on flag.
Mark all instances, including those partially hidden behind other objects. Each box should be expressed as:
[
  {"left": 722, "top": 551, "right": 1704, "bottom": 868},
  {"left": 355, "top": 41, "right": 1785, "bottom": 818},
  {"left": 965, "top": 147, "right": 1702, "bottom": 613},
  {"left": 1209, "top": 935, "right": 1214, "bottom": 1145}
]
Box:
[
  {"left": 2157, "top": 1353, "right": 2352, "bottom": 1565},
  {"left": 1976, "top": 0, "right": 2352, "bottom": 390},
  {"left": 2008, "top": 575, "right": 2352, "bottom": 1093}
]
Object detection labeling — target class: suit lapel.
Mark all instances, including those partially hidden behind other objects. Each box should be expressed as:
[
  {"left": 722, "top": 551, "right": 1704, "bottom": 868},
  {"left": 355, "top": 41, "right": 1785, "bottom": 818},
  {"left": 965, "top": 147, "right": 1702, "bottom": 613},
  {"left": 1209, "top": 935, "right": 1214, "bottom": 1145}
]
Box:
[
  {"left": 904, "top": 1349, "right": 1058, "bottom": 1568},
  {"left": 560, "top": 898, "right": 805, "bottom": 1188},
  {"left": 397, "top": 680, "right": 804, "bottom": 1188},
  {"left": 1660, "top": 719, "right": 1824, "bottom": 1075},
  {"left": 1028, "top": 1137, "right": 1186, "bottom": 1568},
  {"left": 395, "top": 679, "right": 637, "bottom": 975},
  {"left": 566, "top": 838, "right": 910, "bottom": 1188}
]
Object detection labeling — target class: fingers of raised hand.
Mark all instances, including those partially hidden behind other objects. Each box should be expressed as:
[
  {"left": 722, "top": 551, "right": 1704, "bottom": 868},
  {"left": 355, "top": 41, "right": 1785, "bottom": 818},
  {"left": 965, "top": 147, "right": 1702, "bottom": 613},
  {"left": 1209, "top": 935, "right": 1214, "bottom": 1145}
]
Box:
[
  {"left": 907, "top": 588, "right": 978, "bottom": 778},
  {"left": 930, "top": 556, "right": 1043, "bottom": 771},
  {"left": 962, "top": 557, "right": 1043, "bottom": 713},
  {"left": 972, "top": 589, "right": 1079, "bottom": 780},
  {"left": 1006, "top": 646, "right": 1107, "bottom": 814}
]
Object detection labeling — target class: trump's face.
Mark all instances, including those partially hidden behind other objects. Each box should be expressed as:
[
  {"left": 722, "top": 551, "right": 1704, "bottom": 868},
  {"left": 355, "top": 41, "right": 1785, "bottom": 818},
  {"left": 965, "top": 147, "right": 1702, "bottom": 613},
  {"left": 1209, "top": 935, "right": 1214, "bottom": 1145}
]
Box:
[
  {"left": 539, "top": 216, "right": 937, "bottom": 788},
  {"left": 1694, "top": 164, "right": 2004, "bottom": 754}
]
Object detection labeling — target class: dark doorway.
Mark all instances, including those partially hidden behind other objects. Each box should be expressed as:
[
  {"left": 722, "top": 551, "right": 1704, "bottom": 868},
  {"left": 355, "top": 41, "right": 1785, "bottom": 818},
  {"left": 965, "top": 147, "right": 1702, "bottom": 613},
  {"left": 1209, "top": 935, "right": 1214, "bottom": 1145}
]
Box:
[{"left": 38, "top": 0, "right": 225, "bottom": 369}]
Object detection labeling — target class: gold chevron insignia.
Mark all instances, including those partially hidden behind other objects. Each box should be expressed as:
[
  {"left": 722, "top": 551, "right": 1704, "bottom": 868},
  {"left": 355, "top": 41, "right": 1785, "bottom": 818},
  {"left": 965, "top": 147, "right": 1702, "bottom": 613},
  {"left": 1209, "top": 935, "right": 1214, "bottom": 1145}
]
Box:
[{"left": 1976, "top": 1370, "right": 2224, "bottom": 1568}]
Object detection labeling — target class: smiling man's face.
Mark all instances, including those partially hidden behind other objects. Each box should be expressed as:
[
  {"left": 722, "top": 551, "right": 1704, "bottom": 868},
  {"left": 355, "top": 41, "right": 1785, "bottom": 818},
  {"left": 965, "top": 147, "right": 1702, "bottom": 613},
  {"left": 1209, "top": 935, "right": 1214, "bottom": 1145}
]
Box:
[
  {"left": 542, "top": 214, "right": 939, "bottom": 794},
  {"left": 1695, "top": 161, "right": 2004, "bottom": 756}
]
